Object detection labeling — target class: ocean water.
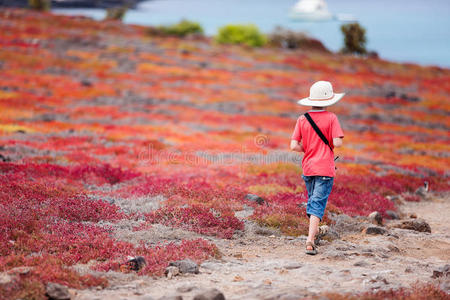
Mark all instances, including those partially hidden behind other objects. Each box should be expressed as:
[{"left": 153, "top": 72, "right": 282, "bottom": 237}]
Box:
[{"left": 53, "top": 0, "right": 450, "bottom": 67}]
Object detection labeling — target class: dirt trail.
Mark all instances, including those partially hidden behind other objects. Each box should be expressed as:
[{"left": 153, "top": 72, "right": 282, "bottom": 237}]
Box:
[{"left": 73, "top": 196, "right": 450, "bottom": 300}]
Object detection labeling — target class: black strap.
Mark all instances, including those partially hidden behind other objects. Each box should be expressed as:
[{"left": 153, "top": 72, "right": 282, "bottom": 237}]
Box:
[{"left": 304, "top": 113, "right": 333, "bottom": 153}]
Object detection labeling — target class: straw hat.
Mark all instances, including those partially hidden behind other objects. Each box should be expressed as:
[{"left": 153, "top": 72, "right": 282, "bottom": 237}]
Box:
[{"left": 297, "top": 81, "right": 345, "bottom": 107}]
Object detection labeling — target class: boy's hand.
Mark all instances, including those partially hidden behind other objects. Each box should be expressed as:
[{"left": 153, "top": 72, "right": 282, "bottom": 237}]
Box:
[{"left": 290, "top": 140, "right": 304, "bottom": 152}]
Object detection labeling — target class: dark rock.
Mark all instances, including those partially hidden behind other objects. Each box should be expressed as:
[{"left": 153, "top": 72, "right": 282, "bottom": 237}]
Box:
[
  {"left": 45, "top": 282, "right": 70, "bottom": 300},
  {"left": 245, "top": 194, "right": 265, "bottom": 205},
  {"left": 432, "top": 264, "right": 450, "bottom": 278},
  {"left": 393, "top": 219, "right": 431, "bottom": 233},
  {"left": 80, "top": 79, "right": 92, "bottom": 87},
  {"left": 169, "top": 259, "right": 199, "bottom": 274},
  {"left": 0, "top": 153, "right": 11, "bottom": 162},
  {"left": 353, "top": 260, "right": 369, "bottom": 267},
  {"left": 126, "top": 256, "right": 147, "bottom": 271},
  {"left": 385, "top": 210, "right": 399, "bottom": 220},
  {"left": 15, "top": 129, "right": 26, "bottom": 134},
  {"left": 400, "top": 93, "right": 420, "bottom": 102},
  {"left": 409, "top": 213, "right": 417, "bottom": 218},
  {"left": 40, "top": 113, "right": 55, "bottom": 122},
  {"left": 368, "top": 211, "right": 383, "bottom": 225},
  {"left": 364, "top": 226, "right": 387, "bottom": 235},
  {"left": 193, "top": 288, "right": 225, "bottom": 300}
]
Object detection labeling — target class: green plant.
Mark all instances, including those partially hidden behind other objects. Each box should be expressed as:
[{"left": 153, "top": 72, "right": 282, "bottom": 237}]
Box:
[
  {"left": 148, "top": 20, "right": 204, "bottom": 37},
  {"left": 269, "top": 26, "right": 328, "bottom": 52},
  {"left": 105, "top": 6, "right": 128, "bottom": 21},
  {"left": 340, "top": 22, "right": 367, "bottom": 55},
  {"left": 28, "top": 0, "right": 51, "bottom": 11},
  {"left": 215, "top": 24, "right": 267, "bottom": 47}
]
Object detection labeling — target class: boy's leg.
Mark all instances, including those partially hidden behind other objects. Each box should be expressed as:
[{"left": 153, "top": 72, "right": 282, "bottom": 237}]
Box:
[
  {"left": 306, "top": 215, "right": 320, "bottom": 249},
  {"left": 305, "top": 176, "right": 334, "bottom": 251}
]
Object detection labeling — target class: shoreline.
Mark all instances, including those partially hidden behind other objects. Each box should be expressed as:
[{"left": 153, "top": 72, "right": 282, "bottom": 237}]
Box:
[{"left": 0, "top": 0, "right": 146, "bottom": 9}]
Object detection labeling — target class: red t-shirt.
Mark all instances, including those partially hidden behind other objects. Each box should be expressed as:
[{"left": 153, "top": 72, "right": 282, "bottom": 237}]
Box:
[{"left": 291, "top": 110, "right": 344, "bottom": 177}]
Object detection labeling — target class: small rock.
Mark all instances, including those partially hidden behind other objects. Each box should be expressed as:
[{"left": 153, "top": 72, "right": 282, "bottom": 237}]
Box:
[
  {"left": 368, "top": 211, "right": 383, "bottom": 225},
  {"left": 165, "top": 266, "right": 180, "bottom": 279},
  {"left": 353, "top": 260, "right": 369, "bottom": 267},
  {"left": 385, "top": 210, "right": 400, "bottom": 220},
  {"left": 253, "top": 225, "right": 279, "bottom": 236},
  {"left": 169, "top": 259, "right": 199, "bottom": 274},
  {"left": 126, "top": 256, "right": 147, "bottom": 271},
  {"left": 432, "top": 264, "right": 450, "bottom": 278},
  {"left": 315, "top": 225, "right": 340, "bottom": 244},
  {"left": 409, "top": 213, "right": 417, "bottom": 218},
  {"left": 244, "top": 194, "right": 265, "bottom": 205},
  {"left": 283, "top": 262, "right": 302, "bottom": 270},
  {"left": 158, "top": 296, "right": 182, "bottom": 300},
  {"left": 330, "top": 213, "right": 367, "bottom": 234},
  {"left": 415, "top": 181, "right": 429, "bottom": 197},
  {"left": 46, "top": 282, "right": 71, "bottom": 300},
  {"left": 393, "top": 219, "right": 431, "bottom": 233},
  {"left": 233, "top": 275, "right": 244, "bottom": 282},
  {"left": 364, "top": 226, "right": 387, "bottom": 235},
  {"left": 80, "top": 79, "right": 92, "bottom": 87},
  {"left": 193, "top": 288, "right": 225, "bottom": 300},
  {"left": 40, "top": 113, "right": 55, "bottom": 122},
  {"left": 405, "top": 267, "right": 413, "bottom": 273}
]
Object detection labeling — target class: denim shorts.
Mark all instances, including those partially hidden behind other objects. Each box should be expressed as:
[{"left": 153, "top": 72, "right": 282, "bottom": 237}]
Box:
[{"left": 302, "top": 175, "right": 334, "bottom": 220}]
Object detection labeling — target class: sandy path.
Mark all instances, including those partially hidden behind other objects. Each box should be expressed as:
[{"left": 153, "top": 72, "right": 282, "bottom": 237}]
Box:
[{"left": 73, "top": 195, "right": 450, "bottom": 300}]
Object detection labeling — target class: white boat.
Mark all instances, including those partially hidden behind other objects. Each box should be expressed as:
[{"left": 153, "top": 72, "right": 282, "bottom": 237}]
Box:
[{"left": 289, "top": 0, "right": 334, "bottom": 22}]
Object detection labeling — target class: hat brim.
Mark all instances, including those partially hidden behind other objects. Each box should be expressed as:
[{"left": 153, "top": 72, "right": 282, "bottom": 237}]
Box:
[{"left": 297, "top": 93, "right": 345, "bottom": 107}]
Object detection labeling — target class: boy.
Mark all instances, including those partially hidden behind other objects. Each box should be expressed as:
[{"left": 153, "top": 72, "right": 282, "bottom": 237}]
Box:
[{"left": 290, "top": 81, "right": 344, "bottom": 255}]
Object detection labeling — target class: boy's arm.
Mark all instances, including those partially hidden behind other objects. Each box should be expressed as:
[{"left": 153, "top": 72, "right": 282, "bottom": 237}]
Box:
[
  {"left": 290, "top": 117, "right": 303, "bottom": 152},
  {"left": 331, "top": 114, "right": 344, "bottom": 148},
  {"left": 290, "top": 140, "right": 304, "bottom": 152}
]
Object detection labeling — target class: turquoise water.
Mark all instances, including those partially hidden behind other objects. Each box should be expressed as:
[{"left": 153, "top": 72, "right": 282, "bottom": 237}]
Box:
[{"left": 53, "top": 0, "right": 450, "bottom": 67}]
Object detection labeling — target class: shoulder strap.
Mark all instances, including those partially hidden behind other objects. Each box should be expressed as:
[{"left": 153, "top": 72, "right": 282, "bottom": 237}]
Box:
[{"left": 304, "top": 113, "right": 333, "bottom": 152}]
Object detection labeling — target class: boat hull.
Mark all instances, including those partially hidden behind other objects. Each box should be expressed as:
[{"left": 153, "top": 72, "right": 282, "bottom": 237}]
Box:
[{"left": 289, "top": 11, "right": 334, "bottom": 22}]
